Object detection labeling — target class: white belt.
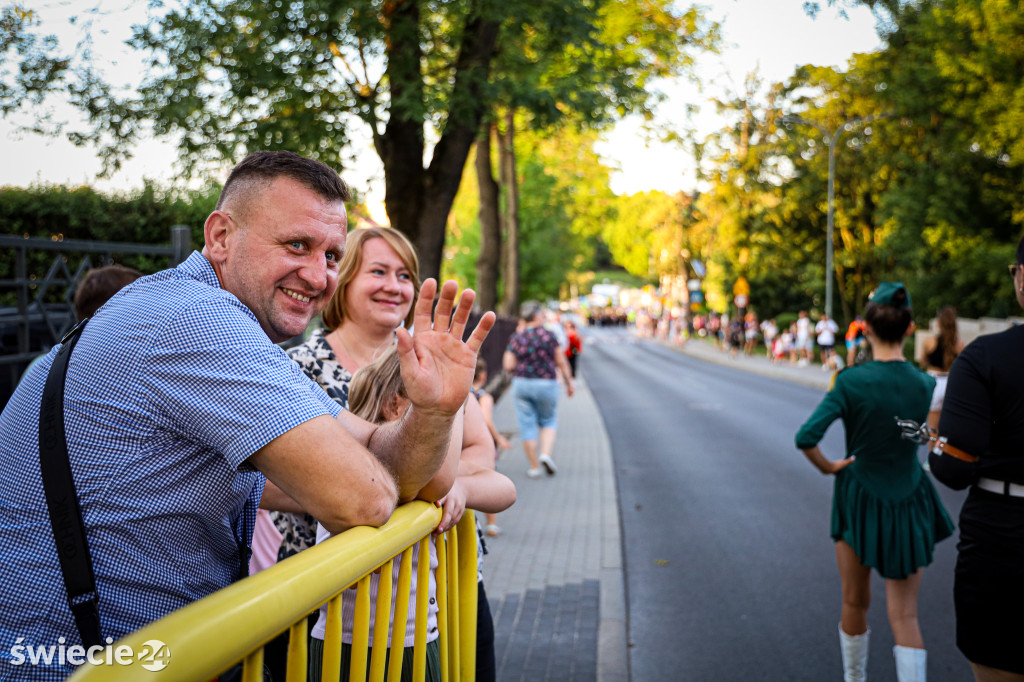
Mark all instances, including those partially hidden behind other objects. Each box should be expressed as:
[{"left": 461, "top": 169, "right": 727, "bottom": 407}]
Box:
[{"left": 976, "top": 477, "right": 1024, "bottom": 498}]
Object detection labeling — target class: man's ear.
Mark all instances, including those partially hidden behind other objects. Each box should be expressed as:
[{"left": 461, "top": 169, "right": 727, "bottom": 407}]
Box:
[
  {"left": 203, "top": 210, "right": 234, "bottom": 266},
  {"left": 905, "top": 321, "right": 916, "bottom": 337}
]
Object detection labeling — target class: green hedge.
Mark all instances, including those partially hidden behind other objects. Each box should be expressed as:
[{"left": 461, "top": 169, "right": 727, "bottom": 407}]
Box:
[
  {"left": 0, "top": 182, "right": 219, "bottom": 306},
  {"left": 0, "top": 182, "right": 217, "bottom": 244}
]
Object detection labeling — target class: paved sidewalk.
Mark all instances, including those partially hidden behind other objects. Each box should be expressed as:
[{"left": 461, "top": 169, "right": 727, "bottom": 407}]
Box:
[{"left": 481, "top": 374, "right": 626, "bottom": 682}]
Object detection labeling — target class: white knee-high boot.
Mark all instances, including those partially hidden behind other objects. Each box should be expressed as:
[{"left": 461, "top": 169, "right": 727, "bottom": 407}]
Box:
[
  {"left": 893, "top": 645, "right": 926, "bottom": 682},
  {"left": 839, "top": 624, "right": 870, "bottom": 682}
]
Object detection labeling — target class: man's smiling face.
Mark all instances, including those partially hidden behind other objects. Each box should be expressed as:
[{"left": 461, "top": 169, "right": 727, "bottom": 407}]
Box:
[{"left": 216, "top": 175, "right": 347, "bottom": 342}]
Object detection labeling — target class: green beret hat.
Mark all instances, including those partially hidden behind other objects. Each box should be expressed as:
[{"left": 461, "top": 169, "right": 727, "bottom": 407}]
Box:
[{"left": 869, "top": 281, "right": 911, "bottom": 308}]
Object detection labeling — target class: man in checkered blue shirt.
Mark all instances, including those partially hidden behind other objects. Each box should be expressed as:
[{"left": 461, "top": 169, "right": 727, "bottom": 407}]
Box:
[{"left": 0, "top": 151, "right": 494, "bottom": 680}]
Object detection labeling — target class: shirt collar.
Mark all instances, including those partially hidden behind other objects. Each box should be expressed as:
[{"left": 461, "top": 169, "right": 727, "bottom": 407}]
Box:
[{"left": 177, "top": 251, "right": 223, "bottom": 289}]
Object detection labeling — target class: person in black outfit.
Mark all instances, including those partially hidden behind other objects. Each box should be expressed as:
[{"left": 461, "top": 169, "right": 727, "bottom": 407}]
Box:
[{"left": 931, "top": 235, "right": 1024, "bottom": 682}]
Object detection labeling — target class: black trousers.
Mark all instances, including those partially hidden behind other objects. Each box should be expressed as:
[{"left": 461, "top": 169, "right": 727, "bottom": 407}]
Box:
[{"left": 477, "top": 581, "right": 496, "bottom": 682}]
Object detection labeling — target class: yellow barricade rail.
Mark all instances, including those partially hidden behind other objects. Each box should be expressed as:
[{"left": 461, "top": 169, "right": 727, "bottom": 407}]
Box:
[{"left": 69, "top": 501, "right": 478, "bottom": 682}]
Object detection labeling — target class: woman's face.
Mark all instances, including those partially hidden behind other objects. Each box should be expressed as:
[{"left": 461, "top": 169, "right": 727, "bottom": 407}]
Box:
[{"left": 344, "top": 237, "right": 416, "bottom": 332}]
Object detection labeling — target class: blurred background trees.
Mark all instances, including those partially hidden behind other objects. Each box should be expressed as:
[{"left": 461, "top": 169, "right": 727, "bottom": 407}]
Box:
[{"left": 2, "top": 0, "right": 1023, "bottom": 325}]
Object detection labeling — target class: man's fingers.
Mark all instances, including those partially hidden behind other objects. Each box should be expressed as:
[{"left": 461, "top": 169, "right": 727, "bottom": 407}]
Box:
[
  {"left": 433, "top": 280, "right": 459, "bottom": 330},
  {"left": 448, "top": 288, "right": 476, "bottom": 339},
  {"left": 465, "top": 311, "right": 496, "bottom": 353},
  {"left": 414, "top": 279, "right": 439, "bottom": 331},
  {"left": 395, "top": 326, "right": 414, "bottom": 357}
]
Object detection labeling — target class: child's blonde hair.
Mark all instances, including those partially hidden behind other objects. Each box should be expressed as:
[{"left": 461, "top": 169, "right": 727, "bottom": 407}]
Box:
[{"left": 348, "top": 346, "right": 406, "bottom": 423}]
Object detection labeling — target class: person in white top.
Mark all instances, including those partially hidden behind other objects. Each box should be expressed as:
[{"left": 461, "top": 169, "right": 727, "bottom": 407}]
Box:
[
  {"left": 796, "top": 310, "right": 814, "bottom": 365},
  {"left": 815, "top": 313, "right": 841, "bottom": 369}
]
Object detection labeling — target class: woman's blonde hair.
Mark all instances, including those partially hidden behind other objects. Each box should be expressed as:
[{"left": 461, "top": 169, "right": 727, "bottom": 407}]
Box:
[
  {"left": 348, "top": 345, "right": 406, "bottom": 424},
  {"left": 321, "top": 227, "right": 421, "bottom": 331}
]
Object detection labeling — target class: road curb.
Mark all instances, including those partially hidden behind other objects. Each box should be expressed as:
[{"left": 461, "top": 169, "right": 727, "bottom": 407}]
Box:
[{"left": 595, "top": 401, "right": 629, "bottom": 682}]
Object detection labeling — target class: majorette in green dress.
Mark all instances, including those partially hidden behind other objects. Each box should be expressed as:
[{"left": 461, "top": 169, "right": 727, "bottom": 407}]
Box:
[{"left": 796, "top": 360, "right": 955, "bottom": 579}]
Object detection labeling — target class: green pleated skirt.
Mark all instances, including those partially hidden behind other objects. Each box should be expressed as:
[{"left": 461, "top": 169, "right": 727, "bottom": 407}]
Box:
[{"left": 831, "top": 467, "right": 955, "bottom": 579}]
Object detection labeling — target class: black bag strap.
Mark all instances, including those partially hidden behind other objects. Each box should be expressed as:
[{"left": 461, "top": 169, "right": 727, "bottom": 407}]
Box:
[{"left": 38, "top": 319, "right": 103, "bottom": 648}]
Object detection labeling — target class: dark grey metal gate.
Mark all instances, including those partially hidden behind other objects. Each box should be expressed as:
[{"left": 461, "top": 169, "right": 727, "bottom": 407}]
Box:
[{"left": 1, "top": 225, "right": 191, "bottom": 407}]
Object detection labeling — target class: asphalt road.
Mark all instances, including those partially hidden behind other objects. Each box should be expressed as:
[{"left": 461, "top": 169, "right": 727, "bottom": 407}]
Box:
[{"left": 581, "top": 326, "right": 973, "bottom": 682}]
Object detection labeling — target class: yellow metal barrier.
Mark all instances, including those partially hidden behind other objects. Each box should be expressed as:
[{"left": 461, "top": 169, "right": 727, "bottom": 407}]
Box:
[{"left": 68, "top": 502, "right": 478, "bottom": 681}]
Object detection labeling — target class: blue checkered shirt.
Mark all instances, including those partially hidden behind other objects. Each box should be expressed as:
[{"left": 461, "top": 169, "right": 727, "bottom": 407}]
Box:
[{"left": 0, "top": 252, "right": 340, "bottom": 679}]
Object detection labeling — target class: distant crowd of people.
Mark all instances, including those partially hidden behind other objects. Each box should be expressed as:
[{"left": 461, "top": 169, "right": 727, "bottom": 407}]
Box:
[{"left": 630, "top": 307, "right": 859, "bottom": 371}]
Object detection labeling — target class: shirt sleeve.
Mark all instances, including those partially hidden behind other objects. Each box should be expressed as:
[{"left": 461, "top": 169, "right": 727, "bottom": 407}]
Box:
[
  {"left": 795, "top": 376, "right": 847, "bottom": 449},
  {"left": 141, "top": 298, "right": 342, "bottom": 471},
  {"left": 938, "top": 340, "right": 990, "bottom": 456}
]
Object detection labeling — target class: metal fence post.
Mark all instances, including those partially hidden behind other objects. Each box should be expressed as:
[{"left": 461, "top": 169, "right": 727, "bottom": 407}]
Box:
[{"left": 171, "top": 225, "right": 192, "bottom": 266}]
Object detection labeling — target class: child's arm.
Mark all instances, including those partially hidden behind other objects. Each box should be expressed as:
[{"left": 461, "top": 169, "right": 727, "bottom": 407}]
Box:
[
  {"left": 477, "top": 391, "right": 512, "bottom": 450},
  {"left": 455, "top": 461, "right": 517, "bottom": 513}
]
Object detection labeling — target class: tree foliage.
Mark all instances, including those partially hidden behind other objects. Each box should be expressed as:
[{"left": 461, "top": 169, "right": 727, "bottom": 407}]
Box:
[
  {"left": 670, "top": 0, "right": 1024, "bottom": 328},
  {"left": 471, "top": 0, "right": 717, "bottom": 311},
  {"left": 447, "top": 124, "right": 618, "bottom": 304}
]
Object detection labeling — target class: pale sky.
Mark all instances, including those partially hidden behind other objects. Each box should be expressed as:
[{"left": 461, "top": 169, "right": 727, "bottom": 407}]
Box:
[
  {"left": 600, "top": 0, "right": 881, "bottom": 195},
  {"left": 0, "top": 0, "right": 881, "bottom": 204}
]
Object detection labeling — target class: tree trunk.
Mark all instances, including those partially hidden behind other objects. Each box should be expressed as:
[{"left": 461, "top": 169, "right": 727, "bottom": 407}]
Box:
[
  {"left": 499, "top": 109, "right": 520, "bottom": 317},
  {"left": 377, "top": 0, "right": 427, "bottom": 261},
  {"left": 377, "top": 0, "right": 501, "bottom": 282},
  {"left": 475, "top": 123, "right": 501, "bottom": 312}
]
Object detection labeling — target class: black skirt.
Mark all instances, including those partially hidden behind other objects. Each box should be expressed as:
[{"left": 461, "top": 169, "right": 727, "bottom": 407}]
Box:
[{"left": 954, "top": 487, "right": 1024, "bottom": 674}]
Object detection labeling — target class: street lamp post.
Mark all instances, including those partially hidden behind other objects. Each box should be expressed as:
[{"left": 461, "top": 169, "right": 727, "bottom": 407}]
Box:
[{"left": 780, "top": 113, "right": 881, "bottom": 320}]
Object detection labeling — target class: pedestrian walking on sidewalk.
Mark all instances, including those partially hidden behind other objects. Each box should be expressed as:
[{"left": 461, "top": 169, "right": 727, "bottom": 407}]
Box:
[
  {"left": 565, "top": 319, "right": 583, "bottom": 378},
  {"left": 503, "top": 301, "right": 575, "bottom": 478},
  {"left": 795, "top": 282, "right": 954, "bottom": 682},
  {"left": 845, "top": 316, "right": 868, "bottom": 368},
  {"left": 929, "top": 239, "right": 1024, "bottom": 682},
  {"left": 796, "top": 309, "right": 814, "bottom": 365}
]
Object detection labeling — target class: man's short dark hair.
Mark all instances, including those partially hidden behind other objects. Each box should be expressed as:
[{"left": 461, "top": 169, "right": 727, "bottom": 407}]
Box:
[
  {"left": 216, "top": 151, "right": 352, "bottom": 213},
  {"left": 74, "top": 265, "right": 143, "bottom": 321}
]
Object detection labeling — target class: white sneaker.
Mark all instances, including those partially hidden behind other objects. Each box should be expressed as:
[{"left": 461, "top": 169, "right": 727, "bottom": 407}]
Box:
[
  {"left": 526, "top": 467, "right": 542, "bottom": 478},
  {"left": 538, "top": 454, "right": 558, "bottom": 475}
]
